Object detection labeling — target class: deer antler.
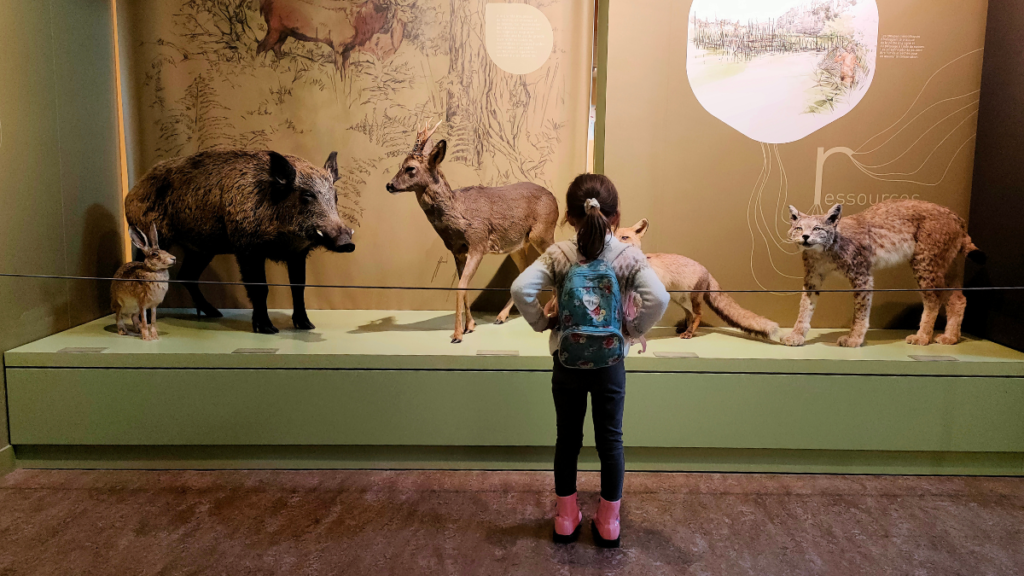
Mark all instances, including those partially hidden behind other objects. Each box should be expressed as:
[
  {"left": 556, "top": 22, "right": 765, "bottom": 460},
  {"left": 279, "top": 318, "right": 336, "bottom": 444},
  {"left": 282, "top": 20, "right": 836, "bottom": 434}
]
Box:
[{"left": 412, "top": 118, "right": 443, "bottom": 155}]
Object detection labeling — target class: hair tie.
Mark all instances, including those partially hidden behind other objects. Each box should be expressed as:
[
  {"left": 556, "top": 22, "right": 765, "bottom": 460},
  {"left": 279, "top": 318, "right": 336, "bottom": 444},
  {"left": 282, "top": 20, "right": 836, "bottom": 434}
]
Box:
[{"left": 584, "top": 198, "right": 601, "bottom": 214}]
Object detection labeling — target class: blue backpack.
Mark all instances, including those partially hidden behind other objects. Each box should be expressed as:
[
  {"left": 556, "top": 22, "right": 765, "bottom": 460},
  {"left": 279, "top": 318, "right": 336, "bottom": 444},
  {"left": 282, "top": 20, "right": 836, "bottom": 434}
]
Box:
[{"left": 556, "top": 247, "right": 626, "bottom": 369}]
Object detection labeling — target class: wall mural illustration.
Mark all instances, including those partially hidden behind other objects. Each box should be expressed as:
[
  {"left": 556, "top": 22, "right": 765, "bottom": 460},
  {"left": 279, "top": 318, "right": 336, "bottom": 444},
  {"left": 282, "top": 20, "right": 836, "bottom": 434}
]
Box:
[
  {"left": 119, "top": 0, "right": 592, "bottom": 313},
  {"left": 688, "top": 0, "right": 879, "bottom": 145}
]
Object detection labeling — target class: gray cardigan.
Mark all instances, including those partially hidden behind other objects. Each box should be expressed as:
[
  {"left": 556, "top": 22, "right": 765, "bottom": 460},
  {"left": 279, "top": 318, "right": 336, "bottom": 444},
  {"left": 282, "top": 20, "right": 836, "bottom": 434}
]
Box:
[{"left": 511, "top": 236, "right": 670, "bottom": 356}]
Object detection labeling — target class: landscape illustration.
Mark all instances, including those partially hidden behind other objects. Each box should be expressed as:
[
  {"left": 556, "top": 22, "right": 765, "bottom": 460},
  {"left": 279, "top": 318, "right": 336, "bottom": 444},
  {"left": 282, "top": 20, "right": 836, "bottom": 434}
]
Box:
[{"left": 687, "top": 0, "right": 879, "bottom": 144}]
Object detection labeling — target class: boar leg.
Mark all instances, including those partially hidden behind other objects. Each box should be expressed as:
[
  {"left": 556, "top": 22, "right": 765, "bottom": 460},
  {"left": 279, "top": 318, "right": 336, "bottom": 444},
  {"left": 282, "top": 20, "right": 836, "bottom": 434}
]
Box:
[
  {"left": 237, "top": 254, "right": 278, "bottom": 335},
  {"left": 179, "top": 250, "right": 222, "bottom": 319},
  {"left": 287, "top": 255, "right": 315, "bottom": 330}
]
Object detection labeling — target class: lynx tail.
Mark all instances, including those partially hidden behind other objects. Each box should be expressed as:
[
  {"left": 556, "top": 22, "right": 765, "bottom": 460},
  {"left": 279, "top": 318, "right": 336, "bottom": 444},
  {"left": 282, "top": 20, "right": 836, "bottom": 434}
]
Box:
[{"left": 704, "top": 276, "right": 781, "bottom": 342}]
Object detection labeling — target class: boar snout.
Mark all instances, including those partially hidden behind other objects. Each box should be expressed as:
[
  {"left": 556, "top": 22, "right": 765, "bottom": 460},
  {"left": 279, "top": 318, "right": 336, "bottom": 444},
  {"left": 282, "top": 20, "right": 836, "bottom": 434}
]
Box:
[{"left": 316, "top": 222, "right": 356, "bottom": 253}]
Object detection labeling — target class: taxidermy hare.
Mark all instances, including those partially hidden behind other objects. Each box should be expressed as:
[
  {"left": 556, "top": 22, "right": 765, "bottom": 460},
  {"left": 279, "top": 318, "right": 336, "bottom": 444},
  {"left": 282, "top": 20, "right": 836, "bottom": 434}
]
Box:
[
  {"left": 111, "top": 224, "right": 176, "bottom": 341},
  {"left": 785, "top": 200, "right": 984, "bottom": 348}
]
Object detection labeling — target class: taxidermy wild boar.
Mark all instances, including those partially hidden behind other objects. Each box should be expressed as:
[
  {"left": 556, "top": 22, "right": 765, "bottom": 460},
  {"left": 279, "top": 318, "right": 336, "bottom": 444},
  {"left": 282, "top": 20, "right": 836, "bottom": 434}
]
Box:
[{"left": 124, "top": 149, "right": 356, "bottom": 334}]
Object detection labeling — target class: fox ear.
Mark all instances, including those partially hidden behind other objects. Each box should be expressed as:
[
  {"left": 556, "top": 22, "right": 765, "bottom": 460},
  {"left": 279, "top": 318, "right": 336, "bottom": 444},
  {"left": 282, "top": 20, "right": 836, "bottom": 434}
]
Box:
[
  {"left": 634, "top": 219, "right": 649, "bottom": 238},
  {"left": 788, "top": 205, "right": 801, "bottom": 221},
  {"left": 825, "top": 203, "right": 842, "bottom": 225}
]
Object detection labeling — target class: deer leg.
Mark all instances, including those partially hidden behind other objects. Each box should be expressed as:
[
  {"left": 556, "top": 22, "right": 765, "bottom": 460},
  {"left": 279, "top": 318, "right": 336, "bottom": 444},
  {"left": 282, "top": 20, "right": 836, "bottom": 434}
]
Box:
[
  {"left": 452, "top": 252, "right": 484, "bottom": 344},
  {"left": 496, "top": 248, "right": 531, "bottom": 325},
  {"left": 257, "top": 29, "right": 283, "bottom": 58}
]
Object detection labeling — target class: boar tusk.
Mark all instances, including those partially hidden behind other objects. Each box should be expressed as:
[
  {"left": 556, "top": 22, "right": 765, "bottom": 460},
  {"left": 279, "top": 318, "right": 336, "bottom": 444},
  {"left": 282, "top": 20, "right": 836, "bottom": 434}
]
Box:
[{"left": 317, "top": 230, "right": 324, "bottom": 237}]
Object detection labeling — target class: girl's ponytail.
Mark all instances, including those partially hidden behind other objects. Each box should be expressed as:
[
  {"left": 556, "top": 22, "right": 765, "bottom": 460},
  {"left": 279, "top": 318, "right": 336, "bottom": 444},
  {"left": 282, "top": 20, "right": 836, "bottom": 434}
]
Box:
[
  {"left": 577, "top": 198, "right": 611, "bottom": 261},
  {"left": 564, "top": 174, "right": 620, "bottom": 262}
]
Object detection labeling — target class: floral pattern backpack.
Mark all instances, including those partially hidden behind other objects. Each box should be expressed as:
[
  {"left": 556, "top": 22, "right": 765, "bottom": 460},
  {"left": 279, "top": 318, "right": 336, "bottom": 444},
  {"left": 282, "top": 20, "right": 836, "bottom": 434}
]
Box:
[{"left": 556, "top": 246, "right": 627, "bottom": 369}]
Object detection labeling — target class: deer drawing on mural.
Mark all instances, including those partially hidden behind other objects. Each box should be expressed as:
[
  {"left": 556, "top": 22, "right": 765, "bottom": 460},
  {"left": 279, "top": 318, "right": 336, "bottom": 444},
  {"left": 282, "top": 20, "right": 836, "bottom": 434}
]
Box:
[
  {"left": 256, "top": 0, "right": 405, "bottom": 79},
  {"left": 386, "top": 122, "right": 559, "bottom": 343}
]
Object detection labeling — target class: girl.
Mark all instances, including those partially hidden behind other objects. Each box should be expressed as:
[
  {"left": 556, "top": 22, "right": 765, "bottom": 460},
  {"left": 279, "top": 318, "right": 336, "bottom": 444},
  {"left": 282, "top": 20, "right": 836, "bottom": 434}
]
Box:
[{"left": 511, "top": 174, "right": 669, "bottom": 548}]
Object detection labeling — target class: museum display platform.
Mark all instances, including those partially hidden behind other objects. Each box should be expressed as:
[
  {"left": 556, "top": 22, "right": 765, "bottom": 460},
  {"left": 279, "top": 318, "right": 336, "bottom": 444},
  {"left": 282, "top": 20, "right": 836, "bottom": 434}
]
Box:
[{"left": 5, "top": 310, "right": 1024, "bottom": 475}]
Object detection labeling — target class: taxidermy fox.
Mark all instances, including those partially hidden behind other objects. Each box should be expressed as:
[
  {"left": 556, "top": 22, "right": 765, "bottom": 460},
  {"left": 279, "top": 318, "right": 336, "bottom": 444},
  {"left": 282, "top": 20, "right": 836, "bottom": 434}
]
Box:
[
  {"left": 784, "top": 200, "right": 984, "bottom": 348},
  {"left": 616, "top": 220, "right": 780, "bottom": 341}
]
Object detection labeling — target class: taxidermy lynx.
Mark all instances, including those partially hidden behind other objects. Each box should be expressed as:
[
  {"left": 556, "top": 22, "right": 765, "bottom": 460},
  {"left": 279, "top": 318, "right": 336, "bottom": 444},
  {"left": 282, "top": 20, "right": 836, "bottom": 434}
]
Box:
[
  {"left": 784, "top": 200, "right": 984, "bottom": 348},
  {"left": 617, "top": 220, "right": 780, "bottom": 341}
]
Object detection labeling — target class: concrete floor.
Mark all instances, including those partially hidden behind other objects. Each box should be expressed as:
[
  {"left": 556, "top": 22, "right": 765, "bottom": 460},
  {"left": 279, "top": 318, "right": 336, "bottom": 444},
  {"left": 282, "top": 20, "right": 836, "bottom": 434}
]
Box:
[{"left": 1, "top": 470, "right": 1022, "bottom": 575}]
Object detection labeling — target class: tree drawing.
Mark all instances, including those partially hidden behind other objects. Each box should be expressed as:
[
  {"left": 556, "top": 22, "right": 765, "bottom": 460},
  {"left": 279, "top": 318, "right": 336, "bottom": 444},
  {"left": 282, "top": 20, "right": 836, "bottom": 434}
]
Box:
[{"left": 155, "top": 73, "right": 235, "bottom": 157}]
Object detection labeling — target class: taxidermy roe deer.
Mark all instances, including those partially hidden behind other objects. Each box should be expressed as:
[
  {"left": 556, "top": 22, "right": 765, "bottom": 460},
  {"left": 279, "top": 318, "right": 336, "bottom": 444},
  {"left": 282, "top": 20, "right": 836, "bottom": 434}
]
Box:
[
  {"left": 386, "top": 122, "right": 559, "bottom": 343},
  {"left": 784, "top": 200, "right": 984, "bottom": 348}
]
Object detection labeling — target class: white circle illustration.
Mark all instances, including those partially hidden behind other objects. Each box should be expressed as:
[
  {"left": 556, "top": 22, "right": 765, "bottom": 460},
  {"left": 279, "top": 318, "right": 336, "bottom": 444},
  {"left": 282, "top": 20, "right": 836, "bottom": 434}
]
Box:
[{"left": 688, "top": 0, "right": 879, "bottom": 144}]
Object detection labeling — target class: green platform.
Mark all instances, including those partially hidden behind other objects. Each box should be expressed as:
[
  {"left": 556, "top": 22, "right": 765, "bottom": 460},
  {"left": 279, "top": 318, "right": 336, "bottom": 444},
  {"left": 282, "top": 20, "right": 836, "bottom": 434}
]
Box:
[{"left": 5, "top": 310, "right": 1024, "bottom": 475}]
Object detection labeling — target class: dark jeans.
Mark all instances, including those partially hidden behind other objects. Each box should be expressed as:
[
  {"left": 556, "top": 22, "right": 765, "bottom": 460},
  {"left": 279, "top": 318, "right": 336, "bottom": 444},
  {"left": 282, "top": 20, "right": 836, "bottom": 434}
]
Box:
[{"left": 551, "top": 354, "right": 626, "bottom": 502}]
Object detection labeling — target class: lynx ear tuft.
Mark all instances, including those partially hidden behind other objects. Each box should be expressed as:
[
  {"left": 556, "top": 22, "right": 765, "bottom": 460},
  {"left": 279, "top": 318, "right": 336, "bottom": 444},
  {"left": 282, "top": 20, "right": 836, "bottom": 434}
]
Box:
[
  {"left": 788, "top": 205, "right": 801, "bottom": 221},
  {"left": 825, "top": 203, "right": 842, "bottom": 225}
]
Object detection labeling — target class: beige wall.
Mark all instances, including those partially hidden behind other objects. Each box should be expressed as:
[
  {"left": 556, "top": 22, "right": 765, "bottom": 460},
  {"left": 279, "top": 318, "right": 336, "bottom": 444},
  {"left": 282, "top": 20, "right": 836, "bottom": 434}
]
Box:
[
  {"left": 0, "top": 0, "right": 125, "bottom": 446},
  {"left": 118, "top": 0, "right": 594, "bottom": 313},
  {"left": 605, "top": 0, "right": 988, "bottom": 329}
]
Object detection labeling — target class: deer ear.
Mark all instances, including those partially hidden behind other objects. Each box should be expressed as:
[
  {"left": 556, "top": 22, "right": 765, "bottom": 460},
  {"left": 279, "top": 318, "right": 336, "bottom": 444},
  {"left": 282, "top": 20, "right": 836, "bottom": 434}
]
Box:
[
  {"left": 825, "top": 203, "right": 842, "bottom": 225},
  {"left": 324, "top": 151, "right": 340, "bottom": 183},
  {"left": 129, "top": 226, "right": 148, "bottom": 251},
  {"left": 788, "top": 205, "right": 801, "bottom": 221},
  {"left": 635, "top": 219, "right": 649, "bottom": 238},
  {"left": 428, "top": 140, "right": 447, "bottom": 170}
]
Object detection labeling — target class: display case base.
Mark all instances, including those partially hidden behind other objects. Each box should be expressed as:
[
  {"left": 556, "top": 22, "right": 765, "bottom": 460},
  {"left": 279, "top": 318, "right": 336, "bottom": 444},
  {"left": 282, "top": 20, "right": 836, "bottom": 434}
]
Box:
[{"left": 5, "top": 310, "right": 1024, "bottom": 475}]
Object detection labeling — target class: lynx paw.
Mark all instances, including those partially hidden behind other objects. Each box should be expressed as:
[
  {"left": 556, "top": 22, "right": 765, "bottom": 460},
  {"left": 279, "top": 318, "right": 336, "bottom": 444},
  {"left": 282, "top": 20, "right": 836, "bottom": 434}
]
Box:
[
  {"left": 117, "top": 327, "right": 129, "bottom": 336},
  {"left": 905, "top": 334, "right": 931, "bottom": 346},
  {"left": 678, "top": 331, "right": 695, "bottom": 340},
  {"left": 836, "top": 335, "right": 863, "bottom": 348},
  {"left": 782, "top": 333, "right": 805, "bottom": 347},
  {"left": 934, "top": 334, "right": 961, "bottom": 346}
]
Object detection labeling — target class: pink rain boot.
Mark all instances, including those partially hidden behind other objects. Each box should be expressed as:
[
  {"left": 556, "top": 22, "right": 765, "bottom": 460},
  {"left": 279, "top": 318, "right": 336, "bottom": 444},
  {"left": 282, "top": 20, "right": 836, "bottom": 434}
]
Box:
[
  {"left": 592, "top": 497, "right": 621, "bottom": 548},
  {"left": 553, "top": 493, "right": 583, "bottom": 543}
]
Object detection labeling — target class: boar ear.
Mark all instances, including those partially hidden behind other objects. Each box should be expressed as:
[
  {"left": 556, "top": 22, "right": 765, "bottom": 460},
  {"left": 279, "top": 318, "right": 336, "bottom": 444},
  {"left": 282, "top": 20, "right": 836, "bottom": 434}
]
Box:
[
  {"left": 635, "top": 218, "right": 650, "bottom": 238},
  {"left": 428, "top": 140, "right": 447, "bottom": 171},
  {"left": 324, "top": 151, "right": 340, "bottom": 183},
  {"left": 788, "top": 205, "right": 801, "bottom": 221},
  {"left": 129, "top": 226, "right": 149, "bottom": 251},
  {"left": 825, "top": 203, "right": 842, "bottom": 225},
  {"left": 268, "top": 151, "right": 297, "bottom": 186}
]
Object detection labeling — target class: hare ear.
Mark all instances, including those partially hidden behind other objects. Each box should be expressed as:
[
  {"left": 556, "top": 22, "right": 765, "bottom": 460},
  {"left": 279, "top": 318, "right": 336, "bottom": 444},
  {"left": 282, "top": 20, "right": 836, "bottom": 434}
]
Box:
[
  {"left": 149, "top": 223, "right": 160, "bottom": 249},
  {"left": 129, "top": 227, "right": 149, "bottom": 251}
]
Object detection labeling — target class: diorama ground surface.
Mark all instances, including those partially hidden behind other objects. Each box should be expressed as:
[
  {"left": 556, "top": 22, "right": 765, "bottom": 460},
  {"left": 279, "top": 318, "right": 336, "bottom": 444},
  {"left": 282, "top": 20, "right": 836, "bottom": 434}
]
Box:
[{"left": 1, "top": 469, "right": 1022, "bottom": 575}]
